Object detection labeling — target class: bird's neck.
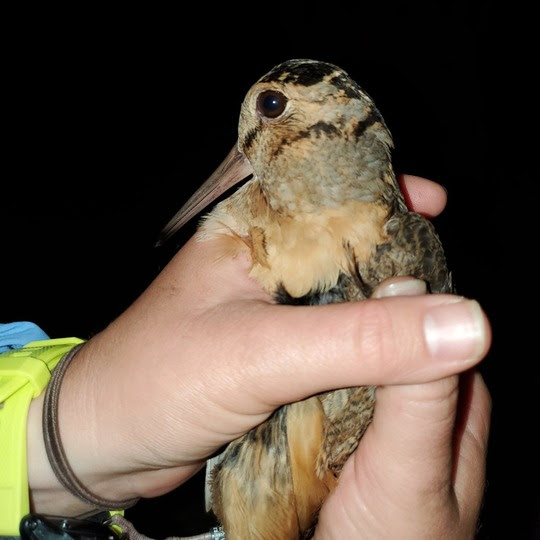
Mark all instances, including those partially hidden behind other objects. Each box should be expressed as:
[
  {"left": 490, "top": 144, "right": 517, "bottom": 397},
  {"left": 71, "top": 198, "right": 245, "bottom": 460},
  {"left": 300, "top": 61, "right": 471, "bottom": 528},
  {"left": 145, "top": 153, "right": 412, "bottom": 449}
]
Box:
[{"left": 253, "top": 133, "right": 403, "bottom": 216}]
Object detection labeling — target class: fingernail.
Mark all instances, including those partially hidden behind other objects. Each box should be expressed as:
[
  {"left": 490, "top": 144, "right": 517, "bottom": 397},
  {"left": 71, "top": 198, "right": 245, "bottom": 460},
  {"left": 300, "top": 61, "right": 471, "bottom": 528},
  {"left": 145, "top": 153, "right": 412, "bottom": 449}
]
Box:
[
  {"left": 373, "top": 277, "right": 427, "bottom": 298},
  {"left": 424, "top": 299, "right": 487, "bottom": 361}
]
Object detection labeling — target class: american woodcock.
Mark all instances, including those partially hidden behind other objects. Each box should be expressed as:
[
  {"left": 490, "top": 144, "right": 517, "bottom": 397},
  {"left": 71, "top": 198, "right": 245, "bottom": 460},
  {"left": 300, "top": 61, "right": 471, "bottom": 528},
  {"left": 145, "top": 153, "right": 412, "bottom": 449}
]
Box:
[{"left": 159, "top": 59, "right": 452, "bottom": 539}]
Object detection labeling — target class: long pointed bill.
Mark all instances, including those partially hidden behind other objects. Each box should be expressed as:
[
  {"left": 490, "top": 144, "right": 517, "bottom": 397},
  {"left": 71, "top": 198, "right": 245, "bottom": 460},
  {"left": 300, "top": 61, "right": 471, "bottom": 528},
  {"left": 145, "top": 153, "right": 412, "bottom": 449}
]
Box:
[{"left": 157, "top": 144, "right": 253, "bottom": 245}]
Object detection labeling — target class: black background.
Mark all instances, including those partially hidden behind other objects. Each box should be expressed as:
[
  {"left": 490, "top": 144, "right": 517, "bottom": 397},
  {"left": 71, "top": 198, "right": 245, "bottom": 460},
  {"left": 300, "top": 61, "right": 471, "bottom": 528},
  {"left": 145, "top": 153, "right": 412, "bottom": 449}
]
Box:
[{"left": 2, "top": 2, "right": 536, "bottom": 538}]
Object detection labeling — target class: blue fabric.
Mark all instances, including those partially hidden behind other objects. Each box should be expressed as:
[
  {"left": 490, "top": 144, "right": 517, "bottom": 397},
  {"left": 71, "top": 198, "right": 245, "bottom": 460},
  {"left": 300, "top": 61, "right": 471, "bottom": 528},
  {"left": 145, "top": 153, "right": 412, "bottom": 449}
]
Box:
[{"left": 0, "top": 322, "right": 50, "bottom": 353}]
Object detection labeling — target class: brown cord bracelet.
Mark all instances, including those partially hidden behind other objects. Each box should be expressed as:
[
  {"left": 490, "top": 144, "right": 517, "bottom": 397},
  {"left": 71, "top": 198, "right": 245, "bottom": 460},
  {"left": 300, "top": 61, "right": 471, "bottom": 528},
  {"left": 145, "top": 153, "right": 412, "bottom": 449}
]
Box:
[{"left": 42, "top": 343, "right": 139, "bottom": 510}]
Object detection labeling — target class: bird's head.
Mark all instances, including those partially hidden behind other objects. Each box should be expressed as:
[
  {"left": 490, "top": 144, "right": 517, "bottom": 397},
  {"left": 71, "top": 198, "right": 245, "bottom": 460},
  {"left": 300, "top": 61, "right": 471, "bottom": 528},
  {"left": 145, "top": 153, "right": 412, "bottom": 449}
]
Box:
[
  {"left": 158, "top": 59, "right": 394, "bottom": 243},
  {"left": 238, "top": 59, "right": 393, "bottom": 213}
]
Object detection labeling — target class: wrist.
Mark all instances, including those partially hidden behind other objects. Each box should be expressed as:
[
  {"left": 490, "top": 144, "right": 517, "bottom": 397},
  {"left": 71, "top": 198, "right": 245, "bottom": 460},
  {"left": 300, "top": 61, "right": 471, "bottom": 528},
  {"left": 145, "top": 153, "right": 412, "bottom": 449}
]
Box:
[
  {"left": 26, "top": 339, "right": 142, "bottom": 515},
  {"left": 26, "top": 391, "right": 97, "bottom": 516},
  {"left": 27, "top": 332, "right": 199, "bottom": 515},
  {"left": 1, "top": 338, "right": 90, "bottom": 535}
]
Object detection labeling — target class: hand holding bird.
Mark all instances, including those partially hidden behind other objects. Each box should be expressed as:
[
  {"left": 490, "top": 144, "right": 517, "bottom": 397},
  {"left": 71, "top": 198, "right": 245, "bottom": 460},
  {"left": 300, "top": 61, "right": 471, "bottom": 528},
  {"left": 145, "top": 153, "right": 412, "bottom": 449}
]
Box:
[{"left": 25, "top": 61, "right": 490, "bottom": 540}]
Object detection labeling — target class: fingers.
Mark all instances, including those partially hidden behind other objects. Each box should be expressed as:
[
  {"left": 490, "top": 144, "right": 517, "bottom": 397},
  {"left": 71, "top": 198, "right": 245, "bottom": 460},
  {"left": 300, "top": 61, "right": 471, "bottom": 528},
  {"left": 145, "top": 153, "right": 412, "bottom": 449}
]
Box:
[
  {"left": 399, "top": 174, "right": 448, "bottom": 217},
  {"left": 236, "top": 286, "right": 489, "bottom": 407},
  {"left": 368, "top": 377, "right": 461, "bottom": 498},
  {"left": 453, "top": 371, "right": 491, "bottom": 522},
  {"left": 356, "top": 371, "right": 490, "bottom": 537}
]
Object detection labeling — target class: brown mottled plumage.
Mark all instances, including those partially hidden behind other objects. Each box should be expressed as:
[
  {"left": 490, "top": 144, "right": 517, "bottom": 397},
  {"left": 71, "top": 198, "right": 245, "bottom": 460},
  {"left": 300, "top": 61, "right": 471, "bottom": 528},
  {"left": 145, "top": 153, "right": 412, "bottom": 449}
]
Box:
[{"left": 160, "top": 59, "right": 451, "bottom": 539}]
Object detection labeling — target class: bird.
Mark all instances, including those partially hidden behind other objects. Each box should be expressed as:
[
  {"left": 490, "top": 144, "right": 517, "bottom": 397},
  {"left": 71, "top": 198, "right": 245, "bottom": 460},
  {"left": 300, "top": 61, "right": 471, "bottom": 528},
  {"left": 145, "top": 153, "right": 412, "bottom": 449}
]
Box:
[{"left": 159, "top": 59, "right": 452, "bottom": 539}]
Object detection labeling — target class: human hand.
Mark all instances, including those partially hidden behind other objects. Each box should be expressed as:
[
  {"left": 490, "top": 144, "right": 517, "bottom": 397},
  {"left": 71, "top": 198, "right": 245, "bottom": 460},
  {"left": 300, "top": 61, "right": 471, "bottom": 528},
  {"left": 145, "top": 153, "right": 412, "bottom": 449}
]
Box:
[
  {"left": 26, "top": 175, "right": 491, "bottom": 536},
  {"left": 314, "top": 295, "right": 491, "bottom": 539}
]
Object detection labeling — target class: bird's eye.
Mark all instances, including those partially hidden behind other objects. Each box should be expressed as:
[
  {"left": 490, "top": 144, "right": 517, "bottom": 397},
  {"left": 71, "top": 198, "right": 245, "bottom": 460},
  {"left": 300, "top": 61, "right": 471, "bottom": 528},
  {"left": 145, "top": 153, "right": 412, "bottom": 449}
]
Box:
[{"left": 257, "top": 90, "right": 288, "bottom": 118}]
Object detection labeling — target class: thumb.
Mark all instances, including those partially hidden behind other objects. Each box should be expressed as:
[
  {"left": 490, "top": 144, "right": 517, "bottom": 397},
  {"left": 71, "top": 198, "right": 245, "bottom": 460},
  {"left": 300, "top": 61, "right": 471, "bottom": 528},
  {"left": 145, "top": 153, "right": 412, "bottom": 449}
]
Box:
[{"left": 241, "top": 279, "right": 490, "bottom": 408}]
